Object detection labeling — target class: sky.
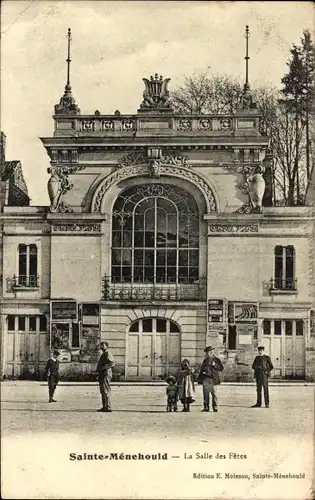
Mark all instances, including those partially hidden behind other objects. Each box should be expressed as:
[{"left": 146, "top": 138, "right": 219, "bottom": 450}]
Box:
[{"left": 1, "top": 0, "right": 314, "bottom": 206}]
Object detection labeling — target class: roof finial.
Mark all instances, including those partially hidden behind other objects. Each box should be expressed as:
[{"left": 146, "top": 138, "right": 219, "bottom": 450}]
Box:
[
  {"left": 54, "top": 28, "right": 80, "bottom": 115},
  {"left": 238, "top": 25, "right": 256, "bottom": 110},
  {"left": 66, "top": 28, "right": 72, "bottom": 89},
  {"left": 244, "top": 25, "right": 250, "bottom": 91}
]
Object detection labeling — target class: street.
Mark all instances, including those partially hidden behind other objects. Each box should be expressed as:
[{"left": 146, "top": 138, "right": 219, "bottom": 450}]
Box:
[
  {"left": 1, "top": 382, "right": 314, "bottom": 439},
  {"left": 1, "top": 382, "right": 314, "bottom": 500}
]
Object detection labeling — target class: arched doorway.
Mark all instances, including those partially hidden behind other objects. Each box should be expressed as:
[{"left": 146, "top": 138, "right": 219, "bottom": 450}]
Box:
[{"left": 127, "top": 318, "right": 181, "bottom": 379}]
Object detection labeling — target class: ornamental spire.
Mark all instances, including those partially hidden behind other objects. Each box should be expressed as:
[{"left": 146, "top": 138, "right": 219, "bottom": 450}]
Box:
[
  {"left": 66, "top": 27, "right": 71, "bottom": 89},
  {"left": 54, "top": 28, "right": 80, "bottom": 115},
  {"left": 244, "top": 25, "right": 250, "bottom": 91},
  {"left": 240, "top": 25, "right": 256, "bottom": 110}
]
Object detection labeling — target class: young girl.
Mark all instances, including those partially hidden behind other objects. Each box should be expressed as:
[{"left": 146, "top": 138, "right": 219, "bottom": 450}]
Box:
[
  {"left": 165, "top": 375, "right": 178, "bottom": 412},
  {"left": 177, "top": 359, "right": 195, "bottom": 412}
]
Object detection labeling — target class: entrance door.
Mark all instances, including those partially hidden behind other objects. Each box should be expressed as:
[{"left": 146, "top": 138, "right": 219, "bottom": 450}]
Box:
[
  {"left": 263, "top": 319, "right": 305, "bottom": 379},
  {"left": 127, "top": 318, "right": 181, "bottom": 379},
  {"left": 5, "top": 315, "right": 48, "bottom": 378}
]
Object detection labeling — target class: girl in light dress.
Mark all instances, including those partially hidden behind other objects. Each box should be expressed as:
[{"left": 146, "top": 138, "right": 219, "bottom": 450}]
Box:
[{"left": 177, "top": 359, "right": 195, "bottom": 412}]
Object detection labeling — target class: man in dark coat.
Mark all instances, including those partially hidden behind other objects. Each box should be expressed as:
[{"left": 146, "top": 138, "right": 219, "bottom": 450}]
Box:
[
  {"left": 198, "top": 346, "right": 224, "bottom": 412},
  {"left": 252, "top": 346, "right": 274, "bottom": 408},
  {"left": 96, "top": 341, "right": 115, "bottom": 412},
  {"left": 45, "top": 350, "right": 60, "bottom": 403}
]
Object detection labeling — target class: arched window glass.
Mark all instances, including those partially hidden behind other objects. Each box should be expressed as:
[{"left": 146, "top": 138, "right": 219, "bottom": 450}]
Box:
[{"left": 112, "top": 184, "right": 199, "bottom": 284}]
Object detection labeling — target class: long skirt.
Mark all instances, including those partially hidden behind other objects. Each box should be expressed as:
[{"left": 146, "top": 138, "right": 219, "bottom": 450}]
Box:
[{"left": 178, "top": 374, "right": 195, "bottom": 404}]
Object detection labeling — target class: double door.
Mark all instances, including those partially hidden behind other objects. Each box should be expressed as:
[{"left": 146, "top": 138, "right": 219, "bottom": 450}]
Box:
[
  {"left": 263, "top": 319, "right": 305, "bottom": 379},
  {"left": 5, "top": 316, "right": 48, "bottom": 378},
  {"left": 127, "top": 318, "right": 181, "bottom": 379}
]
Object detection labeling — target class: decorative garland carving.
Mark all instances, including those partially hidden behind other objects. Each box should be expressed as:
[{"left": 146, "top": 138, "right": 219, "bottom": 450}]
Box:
[
  {"left": 92, "top": 165, "right": 217, "bottom": 213},
  {"left": 52, "top": 223, "right": 101, "bottom": 232},
  {"left": 157, "top": 155, "right": 190, "bottom": 167},
  {"left": 117, "top": 153, "right": 190, "bottom": 171},
  {"left": 209, "top": 224, "right": 259, "bottom": 233},
  {"left": 117, "top": 152, "right": 147, "bottom": 169}
]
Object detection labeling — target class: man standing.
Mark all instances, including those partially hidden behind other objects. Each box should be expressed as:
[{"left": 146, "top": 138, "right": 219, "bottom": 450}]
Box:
[
  {"left": 198, "top": 346, "right": 224, "bottom": 412},
  {"left": 251, "top": 346, "right": 273, "bottom": 408},
  {"left": 45, "top": 350, "right": 60, "bottom": 403},
  {"left": 96, "top": 341, "right": 115, "bottom": 412}
]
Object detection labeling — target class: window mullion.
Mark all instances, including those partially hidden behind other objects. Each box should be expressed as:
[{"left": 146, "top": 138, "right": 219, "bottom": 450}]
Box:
[
  {"left": 283, "top": 247, "right": 286, "bottom": 286},
  {"left": 176, "top": 206, "right": 179, "bottom": 285},
  {"left": 132, "top": 208, "right": 135, "bottom": 283},
  {"left": 26, "top": 246, "right": 30, "bottom": 280}
]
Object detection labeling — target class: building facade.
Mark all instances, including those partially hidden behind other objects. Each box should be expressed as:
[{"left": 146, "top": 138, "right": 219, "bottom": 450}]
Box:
[{"left": 1, "top": 67, "right": 314, "bottom": 381}]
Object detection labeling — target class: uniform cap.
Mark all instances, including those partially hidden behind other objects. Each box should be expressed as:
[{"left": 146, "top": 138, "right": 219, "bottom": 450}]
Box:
[{"left": 204, "top": 346, "right": 215, "bottom": 352}]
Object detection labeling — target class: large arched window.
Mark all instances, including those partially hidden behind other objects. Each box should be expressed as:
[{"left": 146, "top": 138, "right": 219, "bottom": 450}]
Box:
[{"left": 111, "top": 184, "right": 199, "bottom": 284}]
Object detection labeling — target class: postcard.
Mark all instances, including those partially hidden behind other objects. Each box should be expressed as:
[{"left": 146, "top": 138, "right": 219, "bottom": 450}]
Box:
[{"left": 1, "top": 1, "right": 314, "bottom": 499}]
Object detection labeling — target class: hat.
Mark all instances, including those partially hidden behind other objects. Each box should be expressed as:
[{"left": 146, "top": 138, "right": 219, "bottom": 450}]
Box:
[
  {"left": 166, "top": 375, "right": 176, "bottom": 384},
  {"left": 257, "top": 345, "right": 265, "bottom": 350},
  {"left": 204, "top": 346, "right": 215, "bottom": 352},
  {"left": 53, "top": 350, "right": 60, "bottom": 356}
]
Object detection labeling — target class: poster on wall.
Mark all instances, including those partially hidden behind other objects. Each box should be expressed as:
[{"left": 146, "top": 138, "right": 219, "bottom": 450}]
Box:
[
  {"left": 207, "top": 298, "right": 227, "bottom": 323},
  {"left": 230, "top": 302, "right": 258, "bottom": 323},
  {"left": 51, "top": 300, "right": 78, "bottom": 321},
  {"left": 207, "top": 299, "right": 228, "bottom": 338},
  {"left": 80, "top": 327, "right": 101, "bottom": 362},
  {"left": 51, "top": 323, "right": 70, "bottom": 350}
]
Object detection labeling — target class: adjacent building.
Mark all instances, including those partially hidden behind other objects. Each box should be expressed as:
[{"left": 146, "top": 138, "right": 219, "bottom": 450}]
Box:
[{"left": 1, "top": 32, "right": 314, "bottom": 381}]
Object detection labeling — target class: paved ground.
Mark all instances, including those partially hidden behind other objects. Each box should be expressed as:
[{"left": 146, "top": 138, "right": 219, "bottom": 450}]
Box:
[
  {"left": 1, "top": 381, "right": 314, "bottom": 438},
  {"left": 1, "top": 382, "right": 314, "bottom": 500}
]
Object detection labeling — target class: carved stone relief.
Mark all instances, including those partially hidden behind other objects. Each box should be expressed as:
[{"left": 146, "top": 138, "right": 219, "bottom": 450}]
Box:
[
  {"left": 47, "top": 165, "right": 85, "bottom": 213},
  {"left": 177, "top": 119, "right": 192, "bottom": 131},
  {"left": 102, "top": 120, "right": 114, "bottom": 131},
  {"left": 122, "top": 119, "right": 135, "bottom": 131},
  {"left": 198, "top": 118, "right": 212, "bottom": 131},
  {"left": 92, "top": 164, "right": 217, "bottom": 213},
  {"left": 52, "top": 223, "right": 101, "bottom": 232},
  {"left": 223, "top": 163, "right": 266, "bottom": 213},
  {"left": 209, "top": 224, "right": 259, "bottom": 233},
  {"left": 219, "top": 118, "right": 232, "bottom": 131},
  {"left": 81, "top": 120, "right": 95, "bottom": 132}
]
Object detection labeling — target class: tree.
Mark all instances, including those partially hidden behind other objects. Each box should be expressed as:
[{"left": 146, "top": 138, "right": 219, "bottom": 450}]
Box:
[
  {"left": 170, "top": 73, "right": 243, "bottom": 114},
  {"left": 170, "top": 37, "right": 315, "bottom": 206},
  {"left": 281, "top": 30, "right": 315, "bottom": 184}
]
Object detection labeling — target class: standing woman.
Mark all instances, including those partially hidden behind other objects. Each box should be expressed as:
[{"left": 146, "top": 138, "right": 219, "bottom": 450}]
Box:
[{"left": 177, "top": 359, "right": 195, "bottom": 412}]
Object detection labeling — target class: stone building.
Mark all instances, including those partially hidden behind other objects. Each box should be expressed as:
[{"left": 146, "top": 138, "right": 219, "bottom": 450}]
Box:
[{"left": 1, "top": 32, "right": 314, "bottom": 381}]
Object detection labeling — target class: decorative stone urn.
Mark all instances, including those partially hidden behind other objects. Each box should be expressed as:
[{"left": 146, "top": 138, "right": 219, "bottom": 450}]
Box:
[{"left": 250, "top": 165, "right": 265, "bottom": 211}]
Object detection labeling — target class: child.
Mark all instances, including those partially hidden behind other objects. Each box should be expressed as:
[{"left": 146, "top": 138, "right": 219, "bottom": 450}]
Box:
[
  {"left": 165, "top": 375, "right": 178, "bottom": 412},
  {"left": 177, "top": 359, "right": 195, "bottom": 412}
]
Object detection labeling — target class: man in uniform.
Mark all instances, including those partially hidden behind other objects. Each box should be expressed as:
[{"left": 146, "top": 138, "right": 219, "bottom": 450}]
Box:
[
  {"left": 96, "top": 341, "right": 115, "bottom": 412},
  {"left": 45, "top": 350, "right": 60, "bottom": 403},
  {"left": 198, "top": 346, "right": 224, "bottom": 412},
  {"left": 251, "top": 346, "right": 273, "bottom": 408}
]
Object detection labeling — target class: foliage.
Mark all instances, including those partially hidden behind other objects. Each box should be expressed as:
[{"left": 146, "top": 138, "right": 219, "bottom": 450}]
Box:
[
  {"left": 171, "top": 73, "right": 243, "bottom": 114},
  {"left": 169, "top": 30, "right": 315, "bottom": 205}
]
